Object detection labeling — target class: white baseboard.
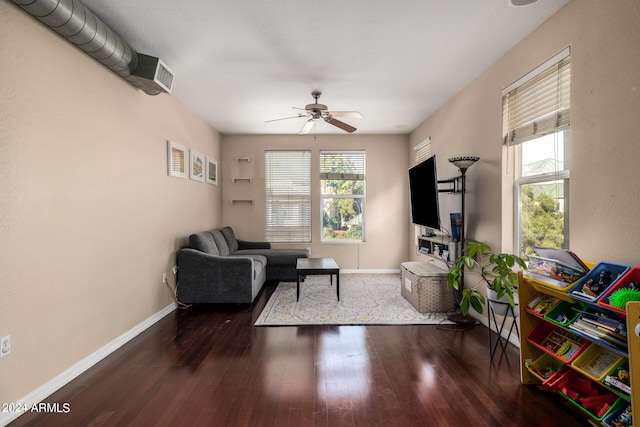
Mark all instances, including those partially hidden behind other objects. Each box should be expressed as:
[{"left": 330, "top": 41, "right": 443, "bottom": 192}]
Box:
[
  {"left": 470, "top": 310, "right": 521, "bottom": 348},
  {"left": 0, "top": 303, "right": 177, "bottom": 427}
]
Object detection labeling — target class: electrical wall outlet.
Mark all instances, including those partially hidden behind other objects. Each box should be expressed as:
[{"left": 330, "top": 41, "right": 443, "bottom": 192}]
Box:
[
  {"left": 1, "top": 335, "right": 11, "bottom": 358},
  {"left": 162, "top": 273, "right": 167, "bottom": 284}
]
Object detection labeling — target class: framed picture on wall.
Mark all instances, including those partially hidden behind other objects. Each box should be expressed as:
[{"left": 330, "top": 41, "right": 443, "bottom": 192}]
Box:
[
  {"left": 167, "top": 140, "right": 187, "bottom": 178},
  {"left": 206, "top": 157, "right": 218, "bottom": 185},
  {"left": 190, "top": 149, "right": 205, "bottom": 182}
]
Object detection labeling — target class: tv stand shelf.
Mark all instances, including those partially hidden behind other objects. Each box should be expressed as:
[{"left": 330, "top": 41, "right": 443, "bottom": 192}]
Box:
[
  {"left": 417, "top": 235, "right": 458, "bottom": 263},
  {"left": 518, "top": 273, "right": 638, "bottom": 425},
  {"left": 437, "top": 176, "right": 462, "bottom": 193}
]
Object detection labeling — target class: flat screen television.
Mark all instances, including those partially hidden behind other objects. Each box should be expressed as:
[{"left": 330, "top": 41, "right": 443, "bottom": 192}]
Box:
[{"left": 408, "top": 155, "right": 440, "bottom": 231}]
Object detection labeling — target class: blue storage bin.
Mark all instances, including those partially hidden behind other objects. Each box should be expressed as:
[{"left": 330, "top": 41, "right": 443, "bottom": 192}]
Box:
[
  {"left": 603, "top": 400, "right": 632, "bottom": 427},
  {"left": 569, "top": 262, "right": 630, "bottom": 303}
]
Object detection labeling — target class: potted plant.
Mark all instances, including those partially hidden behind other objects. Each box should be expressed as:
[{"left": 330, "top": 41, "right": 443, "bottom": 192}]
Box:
[{"left": 447, "top": 240, "right": 527, "bottom": 316}]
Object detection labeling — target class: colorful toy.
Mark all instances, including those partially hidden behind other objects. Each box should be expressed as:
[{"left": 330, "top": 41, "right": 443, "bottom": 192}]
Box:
[
  {"left": 609, "top": 286, "right": 640, "bottom": 309},
  {"left": 582, "top": 270, "right": 613, "bottom": 297},
  {"left": 610, "top": 403, "right": 632, "bottom": 427}
]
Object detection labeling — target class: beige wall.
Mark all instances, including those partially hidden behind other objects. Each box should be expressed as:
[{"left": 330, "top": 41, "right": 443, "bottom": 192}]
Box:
[
  {"left": 0, "top": 1, "right": 222, "bottom": 405},
  {"left": 410, "top": 0, "right": 640, "bottom": 298},
  {"left": 221, "top": 134, "right": 410, "bottom": 270}
]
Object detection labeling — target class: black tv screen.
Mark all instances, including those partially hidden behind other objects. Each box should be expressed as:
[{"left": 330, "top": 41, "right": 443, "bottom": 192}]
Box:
[{"left": 408, "top": 155, "right": 440, "bottom": 230}]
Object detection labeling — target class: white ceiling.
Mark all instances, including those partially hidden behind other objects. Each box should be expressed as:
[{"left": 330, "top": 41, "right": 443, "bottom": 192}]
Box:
[{"left": 81, "top": 0, "right": 568, "bottom": 135}]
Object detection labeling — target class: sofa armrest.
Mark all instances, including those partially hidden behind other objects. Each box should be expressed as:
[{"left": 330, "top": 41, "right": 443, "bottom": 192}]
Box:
[
  {"left": 237, "top": 239, "right": 271, "bottom": 250},
  {"left": 176, "top": 248, "right": 255, "bottom": 303}
]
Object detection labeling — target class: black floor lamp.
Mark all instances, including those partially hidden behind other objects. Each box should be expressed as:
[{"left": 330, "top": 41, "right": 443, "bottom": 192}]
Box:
[{"left": 447, "top": 156, "right": 479, "bottom": 325}]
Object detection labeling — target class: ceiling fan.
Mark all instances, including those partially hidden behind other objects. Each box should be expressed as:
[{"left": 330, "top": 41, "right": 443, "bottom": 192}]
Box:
[{"left": 266, "top": 91, "right": 363, "bottom": 134}]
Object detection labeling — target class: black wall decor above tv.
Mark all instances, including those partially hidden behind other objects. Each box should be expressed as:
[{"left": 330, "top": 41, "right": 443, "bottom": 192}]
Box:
[{"left": 408, "top": 155, "right": 440, "bottom": 230}]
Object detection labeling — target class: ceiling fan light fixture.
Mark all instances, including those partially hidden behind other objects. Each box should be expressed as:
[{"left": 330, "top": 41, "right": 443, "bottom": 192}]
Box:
[
  {"left": 267, "top": 91, "right": 361, "bottom": 134},
  {"left": 305, "top": 103, "right": 328, "bottom": 113}
]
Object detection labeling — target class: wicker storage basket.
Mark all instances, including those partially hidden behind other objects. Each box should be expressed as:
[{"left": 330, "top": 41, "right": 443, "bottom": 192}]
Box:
[{"left": 400, "top": 262, "right": 454, "bottom": 313}]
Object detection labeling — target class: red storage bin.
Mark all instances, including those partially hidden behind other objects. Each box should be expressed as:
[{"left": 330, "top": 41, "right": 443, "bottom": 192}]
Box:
[
  {"left": 526, "top": 321, "right": 589, "bottom": 363},
  {"left": 598, "top": 266, "right": 640, "bottom": 316}
]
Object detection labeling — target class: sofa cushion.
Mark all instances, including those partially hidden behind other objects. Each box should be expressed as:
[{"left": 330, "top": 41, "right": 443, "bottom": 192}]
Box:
[
  {"left": 211, "top": 230, "right": 230, "bottom": 256},
  {"left": 229, "top": 254, "right": 267, "bottom": 270},
  {"left": 220, "top": 226, "right": 239, "bottom": 253},
  {"left": 253, "top": 259, "right": 264, "bottom": 281},
  {"left": 224, "top": 255, "right": 265, "bottom": 281},
  {"left": 189, "top": 232, "right": 219, "bottom": 255},
  {"left": 234, "top": 248, "right": 309, "bottom": 266}
]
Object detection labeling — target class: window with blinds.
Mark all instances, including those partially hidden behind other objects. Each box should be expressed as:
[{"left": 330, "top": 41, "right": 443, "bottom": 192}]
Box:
[
  {"left": 503, "top": 50, "right": 571, "bottom": 146},
  {"left": 502, "top": 48, "right": 571, "bottom": 257},
  {"left": 320, "top": 151, "right": 365, "bottom": 241},
  {"left": 413, "top": 138, "right": 432, "bottom": 165},
  {"left": 265, "top": 150, "right": 311, "bottom": 243}
]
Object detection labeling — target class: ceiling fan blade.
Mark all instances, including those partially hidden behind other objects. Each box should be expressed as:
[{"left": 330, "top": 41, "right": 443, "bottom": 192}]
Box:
[
  {"left": 328, "top": 111, "right": 363, "bottom": 119},
  {"left": 299, "top": 119, "right": 316, "bottom": 135},
  {"left": 265, "top": 114, "right": 306, "bottom": 123},
  {"left": 324, "top": 117, "right": 357, "bottom": 133}
]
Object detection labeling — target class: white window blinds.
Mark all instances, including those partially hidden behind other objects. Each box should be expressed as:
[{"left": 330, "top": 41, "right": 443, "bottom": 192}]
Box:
[
  {"left": 503, "top": 51, "right": 571, "bottom": 146},
  {"left": 413, "top": 138, "right": 432, "bottom": 165},
  {"left": 320, "top": 151, "right": 365, "bottom": 179},
  {"left": 265, "top": 150, "right": 311, "bottom": 242}
]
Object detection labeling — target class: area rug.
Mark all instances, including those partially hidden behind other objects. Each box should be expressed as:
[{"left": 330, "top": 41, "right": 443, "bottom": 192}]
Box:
[{"left": 254, "top": 273, "right": 454, "bottom": 326}]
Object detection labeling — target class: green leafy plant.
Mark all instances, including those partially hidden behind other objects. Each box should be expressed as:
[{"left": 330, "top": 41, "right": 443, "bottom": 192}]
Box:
[{"left": 447, "top": 241, "right": 527, "bottom": 315}]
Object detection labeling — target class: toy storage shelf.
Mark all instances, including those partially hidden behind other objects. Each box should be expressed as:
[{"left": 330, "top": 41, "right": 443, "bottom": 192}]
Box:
[{"left": 519, "top": 273, "right": 638, "bottom": 425}]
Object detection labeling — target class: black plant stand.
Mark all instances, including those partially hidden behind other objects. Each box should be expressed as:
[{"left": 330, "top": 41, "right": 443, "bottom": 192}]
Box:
[{"left": 487, "top": 299, "right": 519, "bottom": 359}]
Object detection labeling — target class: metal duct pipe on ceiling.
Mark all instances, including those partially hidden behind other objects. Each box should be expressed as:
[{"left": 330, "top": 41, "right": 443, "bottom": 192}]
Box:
[{"left": 12, "top": 0, "right": 165, "bottom": 95}]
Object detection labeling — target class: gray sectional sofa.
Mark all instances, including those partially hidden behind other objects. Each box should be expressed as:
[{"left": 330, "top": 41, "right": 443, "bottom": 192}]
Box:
[{"left": 176, "top": 226, "right": 309, "bottom": 304}]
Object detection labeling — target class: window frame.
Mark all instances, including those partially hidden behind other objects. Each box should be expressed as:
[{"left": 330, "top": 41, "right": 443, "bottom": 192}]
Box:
[
  {"left": 503, "top": 48, "right": 571, "bottom": 257},
  {"left": 512, "top": 131, "right": 571, "bottom": 256},
  {"left": 319, "top": 150, "right": 366, "bottom": 243},
  {"left": 264, "top": 150, "right": 312, "bottom": 243}
]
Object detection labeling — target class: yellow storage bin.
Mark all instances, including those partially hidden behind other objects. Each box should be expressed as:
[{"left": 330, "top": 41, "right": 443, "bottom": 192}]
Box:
[
  {"left": 571, "top": 344, "right": 624, "bottom": 382},
  {"left": 526, "top": 352, "right": 565, "bottom": 382}
]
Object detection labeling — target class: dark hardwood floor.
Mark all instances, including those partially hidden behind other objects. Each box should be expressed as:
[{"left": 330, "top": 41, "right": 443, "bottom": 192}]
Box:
[{"left": 10, "top": 280, "right": 588, "bottom": 427}]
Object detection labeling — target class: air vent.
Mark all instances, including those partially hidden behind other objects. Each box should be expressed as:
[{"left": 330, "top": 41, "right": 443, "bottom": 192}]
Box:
[
  {"left": 132, "top": 53, "right": 174, "bottom": 94},
  {"left": 12, "top": 0, "right": 175, "bottom": 96}
]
